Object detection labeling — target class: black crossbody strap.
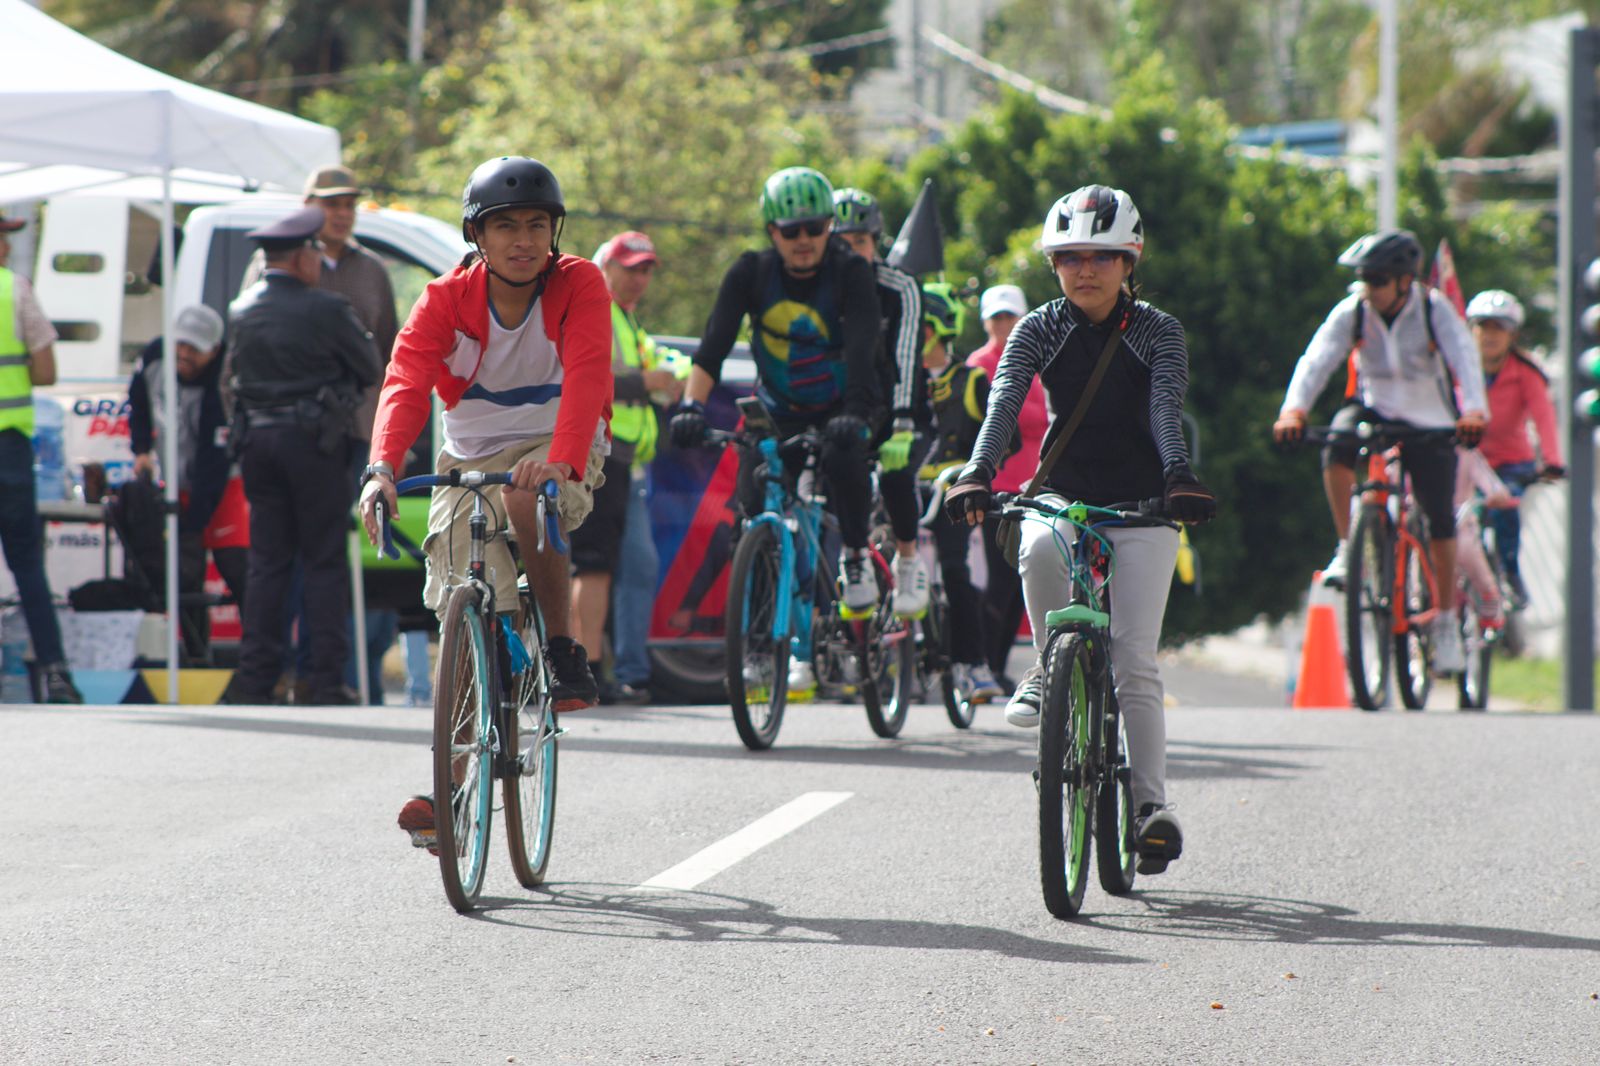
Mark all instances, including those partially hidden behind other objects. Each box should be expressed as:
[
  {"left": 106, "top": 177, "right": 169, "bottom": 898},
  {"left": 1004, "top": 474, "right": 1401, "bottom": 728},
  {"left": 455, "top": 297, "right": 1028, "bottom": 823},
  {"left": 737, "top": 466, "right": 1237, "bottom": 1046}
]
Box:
[{"left": 1021, "top": 315, "right": 1126, "bottom": 498}]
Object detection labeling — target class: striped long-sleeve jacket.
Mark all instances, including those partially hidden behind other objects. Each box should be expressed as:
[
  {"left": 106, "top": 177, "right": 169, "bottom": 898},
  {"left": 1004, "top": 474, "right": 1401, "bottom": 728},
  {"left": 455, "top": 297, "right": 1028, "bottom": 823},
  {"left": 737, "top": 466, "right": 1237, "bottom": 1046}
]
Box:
[{"left": 967, "top": 292, "right": 1192, "bottom": 506}]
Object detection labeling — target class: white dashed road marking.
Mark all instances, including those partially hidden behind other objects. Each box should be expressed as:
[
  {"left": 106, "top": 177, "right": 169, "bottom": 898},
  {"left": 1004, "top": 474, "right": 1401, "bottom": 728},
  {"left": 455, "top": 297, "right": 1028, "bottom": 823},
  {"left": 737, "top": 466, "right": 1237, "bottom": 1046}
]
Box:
[{"left": 637, "top": 791, "right": 854, "bottom": 891}]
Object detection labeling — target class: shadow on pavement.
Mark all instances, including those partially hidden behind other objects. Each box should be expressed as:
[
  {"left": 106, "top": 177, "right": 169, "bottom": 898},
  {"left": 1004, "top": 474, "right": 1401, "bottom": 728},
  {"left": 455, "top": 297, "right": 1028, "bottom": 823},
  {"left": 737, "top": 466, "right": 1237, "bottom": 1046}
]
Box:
[
  {"left": 1082, "top": 890, "right": 1600, "bottom": 952},
  {"left": 466, "top": 882, "right": 1147, "bottom": 966},
  {"left": 125, "top": 711, "right": 432, "bottom": 746}
]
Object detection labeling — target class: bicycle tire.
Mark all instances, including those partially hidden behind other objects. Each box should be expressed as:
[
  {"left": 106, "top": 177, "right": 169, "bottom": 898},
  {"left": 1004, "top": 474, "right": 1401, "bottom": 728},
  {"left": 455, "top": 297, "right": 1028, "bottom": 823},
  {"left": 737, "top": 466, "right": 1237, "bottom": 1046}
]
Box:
[
  {"left": 929, "top": 592, "right": 974, "bottom": 730},
  {"left": 504, "top": 599, "right": 558, "bottom": 886},
  {"left": 433, "top": 584, "right": 495, "bottom": 913},
  {"left": 1095, "top": 700, "right": 1136, "bottom": 895},
  {"left": 1039, "top": 629, "right": 1093, "bottom": 919},
  {"left": 1396, "top": 513, "right": 1433, "bottom": 711},
  {"left": 859, "top": 553, "right": 911, "bottom": 738},
  {"left": 725, "top": 521, "right": 790, "bottom": 750},
  {"left": 1456, "top": 603, "right": 1492, "bottom": 711},
  {"left": 1344, "top": 505, "right": 1393, "bottom": 711}
]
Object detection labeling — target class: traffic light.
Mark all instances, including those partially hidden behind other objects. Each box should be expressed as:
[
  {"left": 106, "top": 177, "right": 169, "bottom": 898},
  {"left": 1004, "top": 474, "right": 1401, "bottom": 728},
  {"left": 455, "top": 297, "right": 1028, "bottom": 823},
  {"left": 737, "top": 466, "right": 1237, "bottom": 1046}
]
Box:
[{"left": 1579, "top": 257, "right": 1600, "bottom": 420}]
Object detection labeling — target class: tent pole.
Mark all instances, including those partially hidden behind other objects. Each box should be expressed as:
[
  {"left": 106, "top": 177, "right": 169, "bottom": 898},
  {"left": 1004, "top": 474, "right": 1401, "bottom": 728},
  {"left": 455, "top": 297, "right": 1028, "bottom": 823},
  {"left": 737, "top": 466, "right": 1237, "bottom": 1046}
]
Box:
[{"left": 161, "top": 169, "right": 179, "bottom": 704}]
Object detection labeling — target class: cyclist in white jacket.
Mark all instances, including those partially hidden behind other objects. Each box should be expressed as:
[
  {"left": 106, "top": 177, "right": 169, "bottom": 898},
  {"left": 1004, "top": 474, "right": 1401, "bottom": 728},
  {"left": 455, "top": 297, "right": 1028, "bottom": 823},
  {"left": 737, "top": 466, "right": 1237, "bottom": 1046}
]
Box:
[{"left": 1272, "top": 230, "right": 1487, "bottom": 674}]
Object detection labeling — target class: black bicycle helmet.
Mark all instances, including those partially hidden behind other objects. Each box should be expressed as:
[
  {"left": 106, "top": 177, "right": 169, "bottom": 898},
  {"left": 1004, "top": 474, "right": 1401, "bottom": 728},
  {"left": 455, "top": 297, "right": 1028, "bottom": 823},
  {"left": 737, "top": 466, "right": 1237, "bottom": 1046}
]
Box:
[
  {"left": 1336, "top": 229, "right": 1423, "bottom": 276},
  {"left": 833, "top": 188, "right": 884, "bottom": 236},
  {"left": 461, "top": 156, "right": 565, "bottom": 242}
]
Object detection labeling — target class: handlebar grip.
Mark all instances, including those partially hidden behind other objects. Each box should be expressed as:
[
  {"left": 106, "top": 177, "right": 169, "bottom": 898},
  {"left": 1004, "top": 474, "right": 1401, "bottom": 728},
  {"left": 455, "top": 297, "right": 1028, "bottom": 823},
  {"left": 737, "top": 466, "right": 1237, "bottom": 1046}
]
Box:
[
  {"left": 374, "top": 497, "right": 399, "bottom": 561},
  {"left": 541, "top": 480, "right": 568, "bottom": 555}
]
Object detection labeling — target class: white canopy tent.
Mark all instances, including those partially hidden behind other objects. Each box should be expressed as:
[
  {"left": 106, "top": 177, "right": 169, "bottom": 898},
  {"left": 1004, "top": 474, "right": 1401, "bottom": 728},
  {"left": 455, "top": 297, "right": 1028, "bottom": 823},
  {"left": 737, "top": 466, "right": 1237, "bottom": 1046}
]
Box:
[{"left": 0, "top": 0, "right": 341, "bottom": 701}]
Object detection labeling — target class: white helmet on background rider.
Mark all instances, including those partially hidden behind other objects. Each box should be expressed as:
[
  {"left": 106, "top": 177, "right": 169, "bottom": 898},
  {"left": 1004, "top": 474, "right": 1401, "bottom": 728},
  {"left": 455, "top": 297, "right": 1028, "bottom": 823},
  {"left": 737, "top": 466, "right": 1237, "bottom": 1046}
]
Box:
[
  {"left": 1040, "top": 184, "right": 1144, "bottom": 262},
  {"left": 1465, "top": 289, "right": 1525, "bottom": 329}
]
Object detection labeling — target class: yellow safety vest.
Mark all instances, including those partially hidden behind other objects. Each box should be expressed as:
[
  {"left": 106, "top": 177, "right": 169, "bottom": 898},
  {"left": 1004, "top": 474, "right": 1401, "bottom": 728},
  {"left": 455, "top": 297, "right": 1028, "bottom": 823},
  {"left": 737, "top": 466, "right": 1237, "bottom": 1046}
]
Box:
[
  {"left": 0, "top": 269, "right": 34, "bottom": 435},
  {"left": 611, "top": 302, "right": 660, "bottom": 464}
]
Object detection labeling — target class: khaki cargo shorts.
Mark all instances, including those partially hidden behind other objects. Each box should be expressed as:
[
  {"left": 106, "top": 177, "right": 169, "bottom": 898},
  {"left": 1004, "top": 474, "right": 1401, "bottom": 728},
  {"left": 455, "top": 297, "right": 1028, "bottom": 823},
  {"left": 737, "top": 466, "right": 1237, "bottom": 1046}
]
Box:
[{"left": 422, "top": 435, "right": 608, "bottom": 613}]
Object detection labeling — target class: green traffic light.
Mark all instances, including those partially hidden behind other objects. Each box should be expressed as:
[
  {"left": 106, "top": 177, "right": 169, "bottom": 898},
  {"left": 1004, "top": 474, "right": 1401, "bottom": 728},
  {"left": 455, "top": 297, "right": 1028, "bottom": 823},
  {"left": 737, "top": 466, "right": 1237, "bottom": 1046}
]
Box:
[
  {"left": 1578, "top": 388, "right": 1600, "bottom": 420},
  {"left": 1586, "top": 257, "right": 1600, "bottom": 296},
  {"left": 1581, "top": 347, "right": 1600, "bottom": 382}
]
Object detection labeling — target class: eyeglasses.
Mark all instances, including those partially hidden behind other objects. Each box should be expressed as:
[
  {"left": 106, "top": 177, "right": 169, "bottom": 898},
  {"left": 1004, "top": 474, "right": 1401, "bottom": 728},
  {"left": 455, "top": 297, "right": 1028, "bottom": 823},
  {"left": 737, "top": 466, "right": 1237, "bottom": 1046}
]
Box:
[
  {"left": 1052, "top": 251, "right": 1122, "bottom": 273},
  {"left": 1360, "top": 272, "right": 1394, "bottom": 287},
  {"left": 775, "top": 219, "right": 830, "bottom": 240}
]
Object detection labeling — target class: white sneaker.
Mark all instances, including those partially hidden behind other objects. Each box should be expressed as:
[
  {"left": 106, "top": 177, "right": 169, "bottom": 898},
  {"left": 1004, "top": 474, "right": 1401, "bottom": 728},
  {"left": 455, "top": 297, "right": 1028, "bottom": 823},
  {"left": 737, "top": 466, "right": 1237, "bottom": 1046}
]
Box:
[
  {"left": 839, "top": 550, "right": 877, "bottom": 615},
  {"left": 1005, "top": 662, "right": 1044, "bottom": 728},
  {"left": 787, "top": 659, "right": 817, "bottom": 696},
  {"left": 1321, "top": 544, "right": 1348, "bottom": 589},
  {"left": 1430, "top": 616, "right": 1465, "bottom": 675},
  {"left": 891, "top": 554, "right": 929, "bottom": 617},
  {"left": 953, "top": 662, "right": 1003, "bottom": 703}
]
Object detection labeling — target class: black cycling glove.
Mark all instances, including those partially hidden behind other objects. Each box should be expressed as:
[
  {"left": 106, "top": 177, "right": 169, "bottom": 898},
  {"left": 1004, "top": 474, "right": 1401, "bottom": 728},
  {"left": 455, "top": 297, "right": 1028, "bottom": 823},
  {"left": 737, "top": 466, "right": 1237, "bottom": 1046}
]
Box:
[
  {"left": 669, "top": 401, "right": 708, "bottom": 449},
  {"left": 945, "top": 469, "right": 993, "bottom": 524},
  {"left": 1164, "top": 463, "right": 1217, "bottom": 524},
  {"left": 822, "top": 412, "right": 869, "bottom": 452}
]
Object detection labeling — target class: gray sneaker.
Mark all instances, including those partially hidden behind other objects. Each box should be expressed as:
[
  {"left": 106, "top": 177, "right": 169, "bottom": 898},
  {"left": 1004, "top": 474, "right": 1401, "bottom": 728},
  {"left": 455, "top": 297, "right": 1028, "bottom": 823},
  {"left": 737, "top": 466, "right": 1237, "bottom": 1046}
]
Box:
[
  {"left": 1134, "top": 803, "right": 1184, "bottom": 874},
  {"left": 1004, "top": 662, "right": 1044, "bottom": 728},
  {"left": 1430, "top": 615, "right": 1465, "bottom": 676}
]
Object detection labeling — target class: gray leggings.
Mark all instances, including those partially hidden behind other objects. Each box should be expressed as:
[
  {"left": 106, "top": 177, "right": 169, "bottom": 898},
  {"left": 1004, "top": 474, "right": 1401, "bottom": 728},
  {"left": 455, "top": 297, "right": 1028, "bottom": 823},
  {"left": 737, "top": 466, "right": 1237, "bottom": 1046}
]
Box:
[{"left": 1018, "top": 500, "right": 1180, "bottom": 809}]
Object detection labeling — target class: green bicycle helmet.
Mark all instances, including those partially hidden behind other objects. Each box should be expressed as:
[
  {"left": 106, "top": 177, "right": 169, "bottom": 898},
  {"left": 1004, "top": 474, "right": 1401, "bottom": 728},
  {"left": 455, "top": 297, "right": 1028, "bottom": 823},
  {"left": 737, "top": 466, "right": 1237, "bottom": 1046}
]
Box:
[
  {"left": 832, "top": 188, "right": 883, "bottom": 235},
  {"left": 760, "top": 167, "right": 835, "bottom": 226},
  {"left": 922, "top": 282, "right": 965, "bottom": 340}
]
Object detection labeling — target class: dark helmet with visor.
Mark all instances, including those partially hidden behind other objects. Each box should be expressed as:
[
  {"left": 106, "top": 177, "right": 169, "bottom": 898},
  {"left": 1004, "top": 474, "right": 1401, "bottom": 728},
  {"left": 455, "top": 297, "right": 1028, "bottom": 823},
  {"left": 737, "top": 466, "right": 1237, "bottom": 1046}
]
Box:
[
  {"left": 833, "top": 188, "right": 884, "bottom": 235},
  {"left": 461, "top": 156, "right": 565, "bottom": 242},
  {"left": 1337, "top": 229, "right": 1423, "bottom": 278}
]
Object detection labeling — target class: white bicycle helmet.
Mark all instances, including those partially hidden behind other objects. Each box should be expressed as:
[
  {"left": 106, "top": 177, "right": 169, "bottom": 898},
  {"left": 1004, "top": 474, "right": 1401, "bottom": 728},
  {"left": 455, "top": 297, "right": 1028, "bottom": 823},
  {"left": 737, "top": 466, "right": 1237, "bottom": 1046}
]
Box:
[
  {"left": 1040, "top": 184, "right": 1144, "bottom": 262},
  {"left": 1465, "top": 289, "right": 1525, "bottom": 328}
]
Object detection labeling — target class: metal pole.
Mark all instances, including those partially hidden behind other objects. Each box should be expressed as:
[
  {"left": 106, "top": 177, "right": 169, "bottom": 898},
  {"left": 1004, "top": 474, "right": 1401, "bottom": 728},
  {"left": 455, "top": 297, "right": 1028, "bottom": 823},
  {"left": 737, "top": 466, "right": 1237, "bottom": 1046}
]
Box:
[
  {"left": 1377, "top": 0, "right": 1399, "bottom": 230},
  {"left": 160, "top": 169, "right": 180, "bottom": 705},
  {"left": 911, "top": 0, "right": 924, "bottom": 126},
  {"left": 407, "top": 0, "right": 425, "bottom": 65},
  {"left": 350, "top": 525, "right": 369, "bottom": 706},
  {"left": 1560, "top": 27, "right": 1597, "bottom": 712}
]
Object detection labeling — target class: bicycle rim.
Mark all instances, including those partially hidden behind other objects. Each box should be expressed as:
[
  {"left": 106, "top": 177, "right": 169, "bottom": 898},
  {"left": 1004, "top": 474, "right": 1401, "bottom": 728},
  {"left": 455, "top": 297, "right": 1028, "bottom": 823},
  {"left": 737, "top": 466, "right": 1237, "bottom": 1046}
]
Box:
[
  {"left": 1456, "top": 604, "right": 1492, "bottom": 711},
  {"left": 726, "top": 523, "right": 789, "bottom": 750},
  {"left": 1345, "top": 508, "right": 1392, "bottom": 710},
  {"left": 1039, "top": 631, "right": 1092, "bottom": 918},
  {"left": 865, "top": 608, "right": 913, "bottom": 738},
  {"left": 505, "top": 601, "right": 558, "bottom": 886},
  {"left": 434, "top": 585, "right": 494, "bottom": 913}
]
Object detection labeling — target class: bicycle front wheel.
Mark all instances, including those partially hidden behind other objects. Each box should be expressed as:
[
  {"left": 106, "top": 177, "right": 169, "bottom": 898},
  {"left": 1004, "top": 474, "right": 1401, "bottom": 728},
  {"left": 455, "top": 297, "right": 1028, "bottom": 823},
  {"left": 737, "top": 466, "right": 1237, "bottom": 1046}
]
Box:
[
  {"left": 1095, "top": 698, "right": 1136, "bottom": 896},
  {"left": 726, "top": 521, "right": 789, "bottom": 750},
  {"left": 1456, "top": 603, "right": 1492, "bottom": 711},
  {"left": 862, "top": 605, "right": 914, "bottom": 739},
  {"left": 1344, "top": 506, "right": 1393, "bottom": 711},
  {"left": 928, "top": 592, "right": 974, "bottom": 730},
  {"left": 434, "top": 584, "right": 495, "bottom": 913},
  {"left": 1395, "top": 514, "right": 1434, "bottom": 711},
  {"left": 1039, "top": 629, "right": 1093, "bottom": 919},
  {"left": 504, "top": 600, "right": 559, "bottom": 886}
]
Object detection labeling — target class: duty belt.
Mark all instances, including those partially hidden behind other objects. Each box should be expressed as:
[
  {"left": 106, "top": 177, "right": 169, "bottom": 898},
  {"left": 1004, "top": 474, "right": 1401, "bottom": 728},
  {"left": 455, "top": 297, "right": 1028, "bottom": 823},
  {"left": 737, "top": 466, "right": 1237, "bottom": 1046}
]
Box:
[{"left": 244, "top": 404, "right": 301, "bottom": 429}]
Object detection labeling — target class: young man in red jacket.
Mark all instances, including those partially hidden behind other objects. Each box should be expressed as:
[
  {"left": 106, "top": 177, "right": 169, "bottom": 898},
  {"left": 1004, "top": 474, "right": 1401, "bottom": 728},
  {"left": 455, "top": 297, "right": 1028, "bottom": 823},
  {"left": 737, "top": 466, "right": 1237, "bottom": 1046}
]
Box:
[{"left": 356, "top": 157, "right": 613, "bottom": 848}]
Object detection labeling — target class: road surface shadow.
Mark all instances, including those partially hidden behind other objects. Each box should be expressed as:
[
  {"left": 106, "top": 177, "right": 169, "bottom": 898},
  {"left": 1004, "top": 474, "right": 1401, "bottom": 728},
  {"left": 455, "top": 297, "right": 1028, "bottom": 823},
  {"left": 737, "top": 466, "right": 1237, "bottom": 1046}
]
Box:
[
  {"left": 467, "top": 882, "right": 1146, "bottom": 966},
  {"left": 1082, "top": 890, "right": 1600, "bottom": 952}
]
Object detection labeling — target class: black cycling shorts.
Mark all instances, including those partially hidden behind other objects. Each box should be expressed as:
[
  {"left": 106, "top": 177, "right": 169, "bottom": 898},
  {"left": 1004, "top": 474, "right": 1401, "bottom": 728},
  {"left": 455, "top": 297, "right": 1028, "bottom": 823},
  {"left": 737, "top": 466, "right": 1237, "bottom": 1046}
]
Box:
[
  {"left": 1322, "top": 404, "right": 1458, "bottom": 539},
  {"left": 570, "top": 455, "right": 633, "bottom": 574}
]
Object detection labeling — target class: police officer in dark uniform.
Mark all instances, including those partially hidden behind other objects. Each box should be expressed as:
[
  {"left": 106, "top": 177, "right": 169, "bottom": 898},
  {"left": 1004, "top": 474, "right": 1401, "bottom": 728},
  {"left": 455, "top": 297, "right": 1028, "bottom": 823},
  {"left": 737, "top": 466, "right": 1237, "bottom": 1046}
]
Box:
[{"left": 221, "top": 207, "right": 381, "bottom": 704}]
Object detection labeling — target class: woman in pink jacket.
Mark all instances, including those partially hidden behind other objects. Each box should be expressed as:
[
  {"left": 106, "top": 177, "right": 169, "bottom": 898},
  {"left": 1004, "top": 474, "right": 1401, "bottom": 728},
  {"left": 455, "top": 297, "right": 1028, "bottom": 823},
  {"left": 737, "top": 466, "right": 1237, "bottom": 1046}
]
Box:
[{"left": 1466, "top": 290, "right": 1563, "bottom": 607}]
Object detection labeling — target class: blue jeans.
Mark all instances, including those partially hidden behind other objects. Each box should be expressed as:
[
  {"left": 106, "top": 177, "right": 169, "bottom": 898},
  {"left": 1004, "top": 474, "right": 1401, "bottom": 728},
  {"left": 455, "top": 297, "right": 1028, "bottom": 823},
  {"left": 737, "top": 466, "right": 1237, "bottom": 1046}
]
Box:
[
  {"left": 0, "top": 430, "right": 65, "bottom": 665},
  {"left": 611, "top": 466, "right": 657, "bottom": 687},
  {"left": 402, "top": 628, "right": 432, "bottom": 704},
  {"left": 1489, "top": 460, "right": 1538, "bottom": 578}
]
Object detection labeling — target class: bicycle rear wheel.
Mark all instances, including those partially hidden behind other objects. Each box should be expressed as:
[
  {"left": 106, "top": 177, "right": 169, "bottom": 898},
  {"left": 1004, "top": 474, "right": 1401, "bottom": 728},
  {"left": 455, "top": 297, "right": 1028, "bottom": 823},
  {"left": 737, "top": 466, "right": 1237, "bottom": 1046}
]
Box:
[
  {"left": 434, "top": 584, "right": 495, "bottom": 913},
  {"left": 726, "top": 522, "right": 789, "bottom": 750},
  {"left": 1344, "top": 506, "right": 1393, "bottom": 710},
  {"left": 504, "top": 598, "right": 559, "bottom": 886},
  {"left": 861, "top": 560, "right": 912, "bottom": 738},
  {"left": 1396, "top": 514, "right": 1434, "bottom": 711},
  {"left": 1039, "top": 629, "right": 1093, "bottom": 919},
  {"left": 1095, "top": 699, "right": 1136, "bottom": 896},
  {"left": 927, "top": 592, "right": 974, "bottom": 729}
]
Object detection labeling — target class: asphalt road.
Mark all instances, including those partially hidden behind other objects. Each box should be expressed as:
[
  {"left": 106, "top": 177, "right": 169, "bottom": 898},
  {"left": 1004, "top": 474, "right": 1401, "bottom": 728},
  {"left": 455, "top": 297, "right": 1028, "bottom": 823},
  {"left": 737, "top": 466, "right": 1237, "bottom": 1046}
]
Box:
[{"left": 4, "top": 667, "right": 1598, "bottom": 1065}]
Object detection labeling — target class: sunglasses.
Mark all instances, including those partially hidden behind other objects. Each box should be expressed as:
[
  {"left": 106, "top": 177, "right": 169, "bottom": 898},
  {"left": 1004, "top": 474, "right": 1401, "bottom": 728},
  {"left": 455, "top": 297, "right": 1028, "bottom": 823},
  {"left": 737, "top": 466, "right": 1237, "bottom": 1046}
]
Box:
[
  {"left": 1052, "top": 251, "right": 1122, "bottom": 272},
  {"left": 775, "top": 219, "right": 830, "bottom": 240},
  {"left": 1360, "top": 272, "right": 1395, "bottom": 287}
]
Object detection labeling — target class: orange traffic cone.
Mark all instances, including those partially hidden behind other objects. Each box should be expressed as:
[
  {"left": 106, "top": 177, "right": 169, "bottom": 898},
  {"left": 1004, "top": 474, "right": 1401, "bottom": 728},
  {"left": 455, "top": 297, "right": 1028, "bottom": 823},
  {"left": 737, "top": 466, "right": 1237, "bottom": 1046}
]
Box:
[{"left": 1292, "top": 571, "right": 1351, "bottom": 710}]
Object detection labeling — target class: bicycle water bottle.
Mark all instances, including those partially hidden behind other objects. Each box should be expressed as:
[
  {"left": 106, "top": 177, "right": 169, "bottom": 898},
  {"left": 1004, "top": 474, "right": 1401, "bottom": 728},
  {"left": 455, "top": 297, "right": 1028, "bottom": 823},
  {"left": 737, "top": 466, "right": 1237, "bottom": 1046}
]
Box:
[
  {"left": 31, "top": 395, "right": 68, "bottom": 502},
  {"left": 1, "top": 608, "right": 33, "bottom": 704}
]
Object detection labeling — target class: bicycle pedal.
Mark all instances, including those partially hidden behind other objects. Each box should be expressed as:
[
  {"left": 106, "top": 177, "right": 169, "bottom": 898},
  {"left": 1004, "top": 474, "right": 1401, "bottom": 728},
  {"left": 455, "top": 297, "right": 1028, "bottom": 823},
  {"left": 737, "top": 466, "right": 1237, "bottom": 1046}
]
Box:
[{"left": 406, "top": 828, "right": 437, "bottom": 850}]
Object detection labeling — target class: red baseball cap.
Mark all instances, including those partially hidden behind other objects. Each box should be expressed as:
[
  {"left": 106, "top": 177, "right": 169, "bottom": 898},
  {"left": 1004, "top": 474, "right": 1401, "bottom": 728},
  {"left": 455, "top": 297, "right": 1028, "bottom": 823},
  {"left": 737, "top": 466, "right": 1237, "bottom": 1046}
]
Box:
[{"left": 599, "top": 231, "right": 657, "bottom": 268}]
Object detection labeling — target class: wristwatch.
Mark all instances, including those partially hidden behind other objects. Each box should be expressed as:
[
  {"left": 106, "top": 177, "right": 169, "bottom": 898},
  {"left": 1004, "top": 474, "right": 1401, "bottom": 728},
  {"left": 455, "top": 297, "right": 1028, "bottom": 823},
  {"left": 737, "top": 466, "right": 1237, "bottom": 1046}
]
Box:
[{"left": 360, "top": 461, "right": 395, "bottom": 488}]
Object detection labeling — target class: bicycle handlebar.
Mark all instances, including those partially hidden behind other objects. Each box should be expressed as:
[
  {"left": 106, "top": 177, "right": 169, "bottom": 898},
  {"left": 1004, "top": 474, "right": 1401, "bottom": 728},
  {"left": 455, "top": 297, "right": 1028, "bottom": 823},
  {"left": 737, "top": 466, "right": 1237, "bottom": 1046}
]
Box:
[
  {"left": 994, "top": 492, "right": 1178, "bottom": 529},
  {"left": 376, "top": 472, "right": 567, "bottom": 559},
  {"left": 1299, "top": 422, "right": 1463, "bottom": 449}
]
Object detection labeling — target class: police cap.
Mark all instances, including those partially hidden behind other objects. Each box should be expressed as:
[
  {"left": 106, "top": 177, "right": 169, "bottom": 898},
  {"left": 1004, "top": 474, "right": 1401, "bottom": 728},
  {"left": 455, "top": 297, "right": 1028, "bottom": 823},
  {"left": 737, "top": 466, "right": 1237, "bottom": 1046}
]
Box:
[{"left": 247, "top": 206, "right": 326, "bottom": 252}]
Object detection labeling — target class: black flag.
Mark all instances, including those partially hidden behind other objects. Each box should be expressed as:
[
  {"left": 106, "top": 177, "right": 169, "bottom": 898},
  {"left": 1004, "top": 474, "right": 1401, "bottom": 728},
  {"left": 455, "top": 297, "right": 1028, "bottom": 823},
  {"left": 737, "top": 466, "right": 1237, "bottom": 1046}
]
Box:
[{"left": 886, "top": 178, "right": 944, "bottom": 277}]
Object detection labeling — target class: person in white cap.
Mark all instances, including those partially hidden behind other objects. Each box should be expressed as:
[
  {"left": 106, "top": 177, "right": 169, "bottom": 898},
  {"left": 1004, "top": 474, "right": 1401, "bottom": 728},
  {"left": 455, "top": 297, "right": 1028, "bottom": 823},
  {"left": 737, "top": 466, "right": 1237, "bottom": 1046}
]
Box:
[
  {"left": 127, "top": 303, "right": 249, "bottom": 657},
  {"left": 965, "top": 283, "right": 1046, "bottom": 691}
]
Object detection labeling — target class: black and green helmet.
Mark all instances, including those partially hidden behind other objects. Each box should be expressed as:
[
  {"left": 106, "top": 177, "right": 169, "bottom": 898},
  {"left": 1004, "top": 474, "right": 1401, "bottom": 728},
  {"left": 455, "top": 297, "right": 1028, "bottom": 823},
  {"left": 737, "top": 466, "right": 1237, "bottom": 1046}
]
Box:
[
  {"left": 832, "top": 188, "right": 883, "bottom": 235},
  {"left": 922, "top": 282, "right": 965, "bottom": 340},
  {"left": 760, "top": 166, "right": 835, "bottom": 226}
]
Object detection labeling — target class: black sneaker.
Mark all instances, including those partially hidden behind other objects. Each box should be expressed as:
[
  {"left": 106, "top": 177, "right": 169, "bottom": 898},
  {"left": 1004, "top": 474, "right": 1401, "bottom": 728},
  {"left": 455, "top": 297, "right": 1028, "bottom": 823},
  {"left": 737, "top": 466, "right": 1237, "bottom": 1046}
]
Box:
[
  {"left": 546, "top": 637, "right": 598, "bottom": 712},
  {"left": 1134, "top": 803, "right": 1184, "bottom": 875},
  {"left": 40, "top": 663, "right": 82, "bottom": 705},
  {"left": 598, "top": 678, "right": 651, "bottom": 706}
]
